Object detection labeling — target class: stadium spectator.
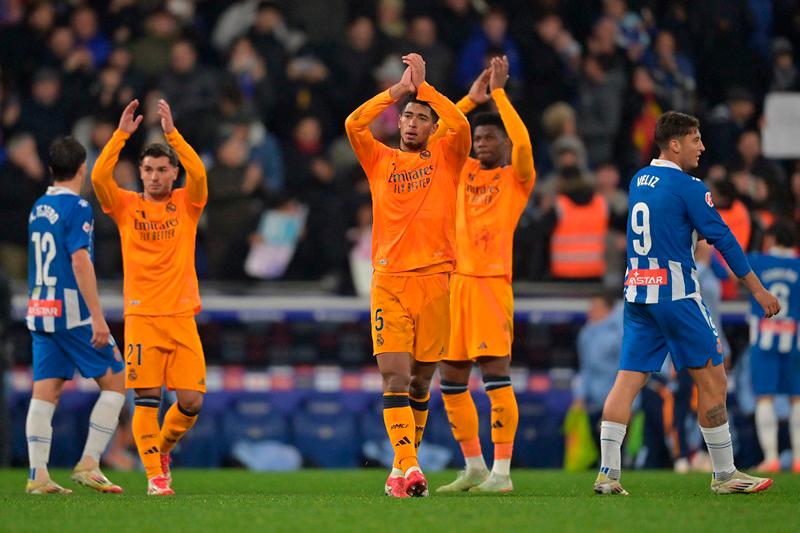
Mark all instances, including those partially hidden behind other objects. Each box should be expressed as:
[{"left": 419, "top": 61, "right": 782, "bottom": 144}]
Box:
[
  {"left": 602, "top": 0, "right": 650, "bottom": 61},
  {"left": 769, "top": 37, "right": 799, "bottom": 92},
  {"left": 404, "top": 15, "right": 453, "bottom": 94},
  {"left": 0, "top": 134, "right": 47, "bottom": 280},
  {"left": 704, "top": 87, "right": 758, "bottom": 166},
  {"left": 0, "top": 1, "right": 55, "bottom": 89},
  {"left": 225, "top": 36, "right": 277, "bottom": 120},
  {"left": 576, "top": 54, "right": 625, "bottom": 167},
  {"left": 159, "top": 39, "right": 220, "bottom": 149},
  {"left": 332, "top": 17, "right": 384, "bottom": 120},
  {"left": 642, "top": 29, "right": 696, "bottom": 113},
  {"left": 275, "top": 51, "right": 337, "bottom": 139},
  {"left": 620, "top": 66, "right": 663, "bottom": 169},
  {"left": 16, "top": 69, "right": 68, "bottom": 161},
  {"left": 434, "top": 0, "right": 481, "bottom": 52},
  {"left": 456, "top": 7, "right": 522, "bottom": 90},
  {"left": 731, "top": 130, "right": 787, "bottom": 190},
  {"left": 129, "top": 8, "right": 180, "bottom": 79},
  {"left": 70, "top": 5, "right": 112, "bottom": 69},
  {"left": 594, "top": 162, "right": 628, "bottom": 284},
  {"left": 377, "top": 0, "right": 406, "bottom": 41}
]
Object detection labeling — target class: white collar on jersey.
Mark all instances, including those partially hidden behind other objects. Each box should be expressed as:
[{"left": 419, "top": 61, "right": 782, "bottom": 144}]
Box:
[
  {"left": 768, "top": 247, "right": 798, "bottom": 258},
  {"left": 650, "top": 159, "right": 682, "bottom": 172},
  {"left": 46, "top": 186, "right": 79, "bottom": 196}
]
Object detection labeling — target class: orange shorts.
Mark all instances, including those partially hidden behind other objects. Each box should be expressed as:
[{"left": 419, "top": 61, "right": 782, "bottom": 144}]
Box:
[
  {"left": 124, "top": 315, "right": 206, "bottom": 392},
  {"left": 370, "top": 271, "right": 450, "bottom": 362},
  {"left": 447, "top": 273, "right": 513, "bottom": 360}
]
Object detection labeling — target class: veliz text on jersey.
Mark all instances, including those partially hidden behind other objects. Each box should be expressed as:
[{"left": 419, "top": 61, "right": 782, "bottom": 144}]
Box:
[
  {"left": 134, "top": 216, "right": 179, "bottom": 241},
  {"left": 388, "top": 165, "right": 434, "bottom": 193}
]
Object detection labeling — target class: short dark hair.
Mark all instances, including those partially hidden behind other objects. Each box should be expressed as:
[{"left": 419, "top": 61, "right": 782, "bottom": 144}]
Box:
[
  {"left": 766, "top": 219, "right": 797, "bottom": 248},
  {"left": 472, "top": 112, "right": 507, "bottom": 136},
  {"left": 140, "top": 143, "right": 178, "bottom": 167},
  {"left": 402, "top": 97, "right": 439, "bottom": 123},
  {"left": 48, "top": 137, "right": 86, "bottom": 182},
  {"left": 654, "top": 111, "right": 700, "bottom": 151}
]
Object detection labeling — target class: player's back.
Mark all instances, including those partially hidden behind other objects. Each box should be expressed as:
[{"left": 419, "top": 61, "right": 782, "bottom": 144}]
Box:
[
  {"left": 27, "top": 186, "right": 94, "bottom": 332},
  {"left": 748, "top": 252, "right": 800, "bottom": 354}
]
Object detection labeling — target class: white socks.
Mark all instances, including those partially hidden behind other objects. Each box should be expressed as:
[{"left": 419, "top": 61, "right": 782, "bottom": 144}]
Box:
[
  {"left": 700, "top": 422, "right": 736, "bottom": 481},
  {"left": 599, "top": 421, "right": 626, "bottom": 480},
  {"left": 26, "top": 399, "right": 56, "bottom": 480},
  {"left": 82, "top": 391, "right": 126, "bottom": 462},
  {"left": 492, "top": 458, "right": 511, "bottom": 476},
  {"left": 755, "top": 399, "right": 778, "bottom": 462},
  {"left": 791, "top": 402, "right": 800, "bottom": 463},
  {"left": 465, "top": 455, "right": 488, "bottom": 472}
]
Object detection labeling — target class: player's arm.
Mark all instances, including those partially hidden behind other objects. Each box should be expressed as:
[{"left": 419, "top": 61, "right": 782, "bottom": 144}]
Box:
[
  {"left": 490, "top": 56, "right": 535, "bottom": 185},
  {"left": 685, "top": 182, "right": 780, "bottom": 317},
  {"left": 66, "top": 203, "right": 109, "bottom": 348},
  {"left": 429, "top": 69, "right": 487, "bottom": 143},
  {"left": 405, "top": 54, "right": 471, "bottom": 165},
  {"left": 158, "top": 99, "right": 207, "bottom": 208},
  {"left": 72, "top": 249, "right": 109, "bottom": 348},
  {"left": 92, "top": 100, "right": 142, "bottom": 213},
  {"left": 345, "top": 68, "right": 414, "bottom": 172}
]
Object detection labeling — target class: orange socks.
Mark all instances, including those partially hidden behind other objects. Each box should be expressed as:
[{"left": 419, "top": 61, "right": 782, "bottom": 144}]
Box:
[
  {"left": 441, "top": 381, "right": 486, "bottom": 468},
  {"left": 132, "top": 397, "right": 162, "bottom": 479},
  {"left": 383, "top": 393, "right": 418, "bottom": 472},
  {"left": 158, "top": 402, "right": 198, "bottom": 454},
  {"left": 409, "top": 392, "right": 430, "bottom": 450},
  {"left": 485, "top": 376, "right": 518, "bottom": 473}
]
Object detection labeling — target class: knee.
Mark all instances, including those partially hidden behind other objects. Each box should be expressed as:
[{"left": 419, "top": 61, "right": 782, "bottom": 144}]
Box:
[
  {"left": 178, "top": 394, "right": 203, "bottom": 415},
  {"left": 382, "top": 371, "right": 411, "bottom": 393},
  {"left": 409, "top": 375, "right": 432, "bottom": 399}
]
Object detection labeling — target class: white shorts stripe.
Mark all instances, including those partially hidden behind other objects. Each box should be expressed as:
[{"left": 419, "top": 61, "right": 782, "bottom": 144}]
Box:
[
  {"left": 42, "top": 286, "right": 55, "bottom": 333},
  {"left": 626, "top": 258, "right": 639, "bottom": 302},
  {"left": 646, "top": 258, "right": 660, "bottom": 304},
  {"left": 26, "top": 286, "right": 40, "bottom": 331},
  {"left": 669, "top": 260, "right": 686, "bottom": 300}
]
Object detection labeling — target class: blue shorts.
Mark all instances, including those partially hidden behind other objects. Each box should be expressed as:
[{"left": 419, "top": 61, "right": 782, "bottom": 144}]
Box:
[
  {"left": 621, "top": 297, "right": 723, "bottom": 373},
  {"left": 31, "top": 326, "right": 124, "bottom": 381},
  {"left": 750, "top": 348, "right": 800, "bottom": 396}
]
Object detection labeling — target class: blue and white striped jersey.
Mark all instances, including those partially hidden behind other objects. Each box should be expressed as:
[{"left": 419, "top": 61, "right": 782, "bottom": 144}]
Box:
[
  {"left": 26, "top": 186, "right": 95, "bottom": 332},
  {"left": 748, "top": 250, "right": 800, "bottom": 354},
  {"left": 625, "top": 159, "right": 751, "bottom": 304}
]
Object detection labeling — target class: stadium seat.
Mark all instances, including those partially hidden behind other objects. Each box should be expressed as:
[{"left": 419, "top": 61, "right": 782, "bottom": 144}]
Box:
[
  {"left": 292, "top": 398, "right": 360, "bottom": 467},
  {"left": 221, "top": 395, "right": 292, "bottom": 459},
  {"left": 514, "top": 393, "right": 564, "bottom": 468}
]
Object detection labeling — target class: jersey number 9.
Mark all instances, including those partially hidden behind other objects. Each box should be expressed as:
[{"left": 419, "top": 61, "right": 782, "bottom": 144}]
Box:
[{"left": 631, "top": 202, "right": 652, "bottom": 255}]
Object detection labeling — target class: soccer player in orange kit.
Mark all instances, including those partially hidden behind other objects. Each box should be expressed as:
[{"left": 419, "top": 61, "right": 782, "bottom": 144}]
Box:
[
  {"left": 345, "top": 53, "right": 471, "bottom": 497},
  {"left": 92, "top": 98, "right": 207, "bottom": 495},
  {"left": 434, "top": 56, "right": 536, "bottom": 493}
]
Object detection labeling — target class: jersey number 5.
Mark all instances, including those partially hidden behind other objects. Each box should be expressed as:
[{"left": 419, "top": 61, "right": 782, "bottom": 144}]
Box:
[{"left": 631, "top": 202, "right": 652, "bottom": 255}]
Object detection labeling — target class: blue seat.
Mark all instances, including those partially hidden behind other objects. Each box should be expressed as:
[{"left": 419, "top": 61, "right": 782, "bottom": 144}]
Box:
[
  {"left": 172, "top": 414, "right": 222, "bottom": 468},
  {"left": 514, "top": 394, "right": 564, "bottom": 468},
  {"left": 221, "top": 395, "right": 292, "bottom": 458},
  {"left": 292, "top": 409, "right": 360, "bottom": 468}
]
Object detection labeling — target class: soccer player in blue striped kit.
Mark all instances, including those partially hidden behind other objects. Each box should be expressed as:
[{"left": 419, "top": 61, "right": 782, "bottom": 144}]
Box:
[
  {"left": 24, "top": 137, "right": 126, "bottom": 494},
  {"left": 594, "top": 112, "right": 780, "bottom": 495}
]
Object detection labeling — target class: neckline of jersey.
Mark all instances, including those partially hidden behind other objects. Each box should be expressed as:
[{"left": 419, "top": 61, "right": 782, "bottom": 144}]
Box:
[
  {"left": 649, "top": 158, "right": 682, "bottom": 172},
  {"left": 46, "top": 186, "right": 79, "bottom": 196}
]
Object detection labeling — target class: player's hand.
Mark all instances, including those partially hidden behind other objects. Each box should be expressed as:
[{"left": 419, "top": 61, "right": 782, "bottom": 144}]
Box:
[
  {"left": 90, "top": 316, "right": 111, "bottom": 348},
  {"left": 158, "top": 99, "right": 176, "bottom": 134},
  {"left": 390, "top": 66, "right": 416, "bottom": 99},
  {"left": 489, "top": 55, "right": 510, "bottom": 91},
  {"left": 118, "top": 99, "right": 143, "bottom": 134},
  {"left": 755, "top": 288, "right": 781, "bottom": 318},
  {"left": 467, "top": 68, "right": 491, "bottom": 105},
  {"left": 402, "top": 53, "right": 426, "bottom": 88}
]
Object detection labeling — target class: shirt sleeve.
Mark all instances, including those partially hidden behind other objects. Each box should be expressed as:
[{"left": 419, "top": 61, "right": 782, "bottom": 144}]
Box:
[
  {"left": 428, "top": 95, "right": 476, "bottom": 144},
  {"left": 344, "top": 89, "right": 395, "bottom": 179},
  {"left": 91, "top": 129, "right": 129, "bottom": 216},
  {"left": 684, "top": 180, "right": 751, "bottom": 278},
  {"left": 166, "top": 129, "right": 207, "bottom": 211},
  {"left": 492, "top": 88, "right": 535, "bottom": 187},
  {"left": 64, "top": 200, "right": 94, "bottom": 255}
]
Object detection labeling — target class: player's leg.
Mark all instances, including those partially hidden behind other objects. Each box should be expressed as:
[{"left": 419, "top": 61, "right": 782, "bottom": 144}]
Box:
[
  {"left": 377, "top": 351, "right": 416, "bottom": 497},
  {"left": 791, "top": 397, "right": 800, "bottom": 473},
  {"left": 26, "top": 332, "right": 73, "bottom": 494},
  {"left": 468, "top": 355, "right": 517, "bottom": 493},
  {"left": 754, "top": 395, "right": 780, "bottom": 471},
  {"left": 437, "top": 360, "right": 488, "bottom": 492},
  {"left": 409, "top": 359, "right": 436, "bottom": 451}
]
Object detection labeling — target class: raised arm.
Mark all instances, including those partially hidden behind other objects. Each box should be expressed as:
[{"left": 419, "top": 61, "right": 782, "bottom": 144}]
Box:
[
  {"left": 92, "top": 99, "right": 141, "bottom": 213},
  {"left": 429, "top": 68, "right": 487, "bottom": 144},
  {"left": 490, "top": 56, "right": 535, "bottom": 184},
  {"left": 158, "top": 99, "right": 207, "bottom": 208},
  {"left": 345, "top": 67, "right": 415, "bottom": 172}
]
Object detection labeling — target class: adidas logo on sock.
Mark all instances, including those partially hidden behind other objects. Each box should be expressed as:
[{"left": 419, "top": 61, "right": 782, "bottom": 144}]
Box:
[
  {"left": 492, "top": 420, "right": 504, "bottom": 429},
  {"left": 143, "top": 446, "right": 159, "bottom": 455},
  {"left": 394, "top": 436, "right": 412, "bottom": 447}
]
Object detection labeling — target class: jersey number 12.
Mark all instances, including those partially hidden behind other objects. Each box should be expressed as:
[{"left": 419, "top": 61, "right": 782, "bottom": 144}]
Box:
[{"left": 31, "top": 231, "right": 57, "bottom": 286}]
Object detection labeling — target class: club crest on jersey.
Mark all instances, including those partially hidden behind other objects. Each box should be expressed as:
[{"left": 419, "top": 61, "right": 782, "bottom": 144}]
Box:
[
  {"left": 625, "top": 268, "right": 668, "bottom": 286},
  {"left": 166, "top": 202, "right": 177, "bottom": 213},
  {"left": 420, "top": 150, "right": 431, "bottom": 160},
  {"left": 705, "top": 191, "right": 714, "bottom": 207}
]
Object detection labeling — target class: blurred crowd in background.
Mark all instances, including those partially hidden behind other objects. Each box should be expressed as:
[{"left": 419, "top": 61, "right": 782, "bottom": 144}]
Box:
[{"left": 1, "top": 0, "right": 800, "bottom": 294}]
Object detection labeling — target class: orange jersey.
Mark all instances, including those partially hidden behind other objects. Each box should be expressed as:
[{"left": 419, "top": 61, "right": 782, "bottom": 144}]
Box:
[
  {"left": 91, "top": 129, "right": 208, "bottom": 317},
  {"left": 345, "top": 82, "right": 471, "bottom": 274},
  {"left": 452, "top": 89, "right": 536, "bottom": 280}
]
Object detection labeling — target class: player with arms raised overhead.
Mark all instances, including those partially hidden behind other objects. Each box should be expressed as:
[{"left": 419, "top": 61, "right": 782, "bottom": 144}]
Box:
[
  {"left": 595, "top": 111, "right": 780, "bottom": 496},
  {"left": 92, "top": 99, "right": 207, "bottom": 496},
  {"left": 345, "top": 53, "right": 470, "bottom": 497},
  {"left": 746, "top": 220, "right": 800, "bottom": 473},
  {"left": 434, "top": 56, "right": 535, "bottom": 494},
  {"left": 25, "top": 137, "right": 126, "bottom": 494}
]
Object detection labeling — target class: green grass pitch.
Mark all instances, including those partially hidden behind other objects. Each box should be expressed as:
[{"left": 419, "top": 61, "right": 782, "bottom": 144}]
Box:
[{"left": 0, "top": 469, "right": 797, "bottom": 532}]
